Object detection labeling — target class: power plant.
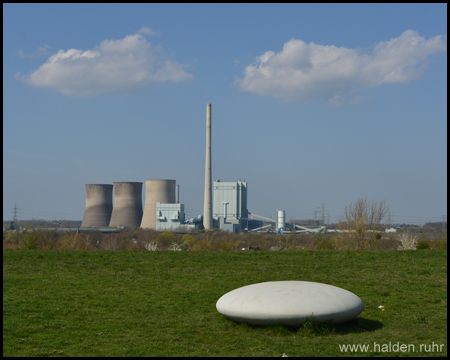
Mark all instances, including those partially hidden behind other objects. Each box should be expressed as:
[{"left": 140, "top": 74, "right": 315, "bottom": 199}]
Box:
[
  {"left": 80, "top": 104, "right": 325, "bottom": 234},
  {"left": 108, "top": 182, "right": 143, "bottom": 228},
  {"left": 141, "top": 179, "right": 176, "bottom": 230},
  {"left": 155, "top": 203, "right": 185, "bottom": 231},
  {"left": 81, "top": 184, "right": 113, "bottom": 228},
  {"left": 213, "top": 180, "right": 248, "bottom": 232}
]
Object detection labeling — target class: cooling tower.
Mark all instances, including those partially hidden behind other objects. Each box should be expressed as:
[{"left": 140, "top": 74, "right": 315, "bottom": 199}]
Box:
[
  {"left": 81, "top": 184, "right": 113, "bottom": 228},
  {"left": 203, "top": 103, "right": 213, "bottom": 229},
  {"left": 141, "top": 179, "right": 176, "bottom": 229},
  {"left": 109, "top": 182, "right": 143, "bottom": 228}
]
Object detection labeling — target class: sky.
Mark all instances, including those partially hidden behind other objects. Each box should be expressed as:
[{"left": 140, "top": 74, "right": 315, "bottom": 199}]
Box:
[{"left": 3, "top": 3, "right": 447, "bottom": 225}]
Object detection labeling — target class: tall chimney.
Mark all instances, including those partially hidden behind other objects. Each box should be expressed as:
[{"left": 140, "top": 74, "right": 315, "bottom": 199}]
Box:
[{"left": 203, "top": 104, "right": 212, "bottom": 229}]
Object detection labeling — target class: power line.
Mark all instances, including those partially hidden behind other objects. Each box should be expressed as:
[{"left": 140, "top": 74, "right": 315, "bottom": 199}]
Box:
[
  {"left": 17, "top": 209, "right": 80, "bottom": 217},
  {"left": 11, "top": 204, "right": 20, "bottom": 222},
  {"left": 321, "top": 203, "right": 325, "bottom": 226}
]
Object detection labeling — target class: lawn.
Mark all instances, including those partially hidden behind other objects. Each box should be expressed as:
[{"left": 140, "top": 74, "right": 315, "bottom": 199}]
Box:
[{"left": 3, "top": 249, "right": 447, "bottom": 357}]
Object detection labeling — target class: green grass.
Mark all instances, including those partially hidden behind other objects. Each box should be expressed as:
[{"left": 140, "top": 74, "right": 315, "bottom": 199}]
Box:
[{"left": 3, "top": 250, "right": 447, "bottom": 357}]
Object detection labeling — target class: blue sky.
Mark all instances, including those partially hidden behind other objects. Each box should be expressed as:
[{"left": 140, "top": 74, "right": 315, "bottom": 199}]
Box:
[{"left": 3, "top": 3, "right": 447, "bottom": 225}]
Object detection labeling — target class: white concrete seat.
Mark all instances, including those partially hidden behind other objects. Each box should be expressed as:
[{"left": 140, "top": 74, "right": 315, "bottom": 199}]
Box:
[{"left": 216, "top": 281, "right": 364, "bottom": 326}]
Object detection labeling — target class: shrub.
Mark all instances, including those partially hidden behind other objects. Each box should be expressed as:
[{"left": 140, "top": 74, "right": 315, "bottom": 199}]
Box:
[
  {"left": 180, "top": 234, "right": 195, "bottom": 250},
  {"left": 373, "top": 237, "right": 399, "bottom": 250},
  {"left": 157, "top": 231, "right": 175, "bottom": 249},
  {"left": 191, "top": 239, "right": 211, "bottom": 251},
  {"left": 416, "top": 240, "right": 430, "bottom": 250},
  {"left": 213, "top": 240, "right": 237, "bottom": 251},
  {"left": 429, "top": 235, "right": 447, "bottom": 249},
  {"left": 317, "top": 238, "right": 335, "bottom": 250},
  {"left": 333, "top": 235, "right": 358, "bottom": 251},
  {"left": 168, "top": 242, "right": 182, "bottom": 251},
  {"left": 37, "top": 230, "right": 60, "bottom": 250},
  {"left": 81, "top": 231, "right": 104, "bottom": 249},
  {"left": 100, "top": 234, "right": 121, "bottom": 251},
  {"left": 58, "top": 233, "right": 93, "bottom": 250},
  {"left": 20, "top": 231, "right": 41, "bottom": 250},
  {"left": 4, "top": 230, "right": 23, "bottom": 244},
  {"left": 397, "top": 232, "right": 419, "bottom": 250},
  {"left": 144, "top": 240, "right": 158, "bottom": 251}
]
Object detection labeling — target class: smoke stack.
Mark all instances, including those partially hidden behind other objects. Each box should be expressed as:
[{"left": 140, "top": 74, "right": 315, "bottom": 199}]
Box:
[
  {"left": 177, "top": 184, "right": 179, "bottom": 204},
  {"left": 203, "top": 103, "right": 212, "bottom": 229}
]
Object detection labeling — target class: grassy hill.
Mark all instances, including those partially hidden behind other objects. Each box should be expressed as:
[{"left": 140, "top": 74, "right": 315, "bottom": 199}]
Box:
[{"left": 3, "top": 249, "right": 447, "bottom": 357}]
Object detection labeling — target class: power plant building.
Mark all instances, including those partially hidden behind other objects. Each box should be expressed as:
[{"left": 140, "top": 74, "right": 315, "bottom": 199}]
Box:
[
  {"left": 81, "top": 184, "right": 113, "bottom": 228},
  {"left": 213, "top": 180, "right": 248, "bottom": 232},
  {"left": 141, "top": 179, "right": 176, "bottom": 229},
  {"left": 79, "top": 104, "right": 261, "bottom": 233},
  {"left": 156, "top": 203, "right": 185, "bottom": 231},
  {"left": 109, "top": 182, "right": 143, "bottom": 228}
]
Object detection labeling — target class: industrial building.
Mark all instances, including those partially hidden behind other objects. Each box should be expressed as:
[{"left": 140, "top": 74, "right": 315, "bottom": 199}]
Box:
[
  {"left": 109, "top": 182, "right": 143, "bottom": 228},
  {"left": 81, "top": 184, "right": 113, "bottom": 228},
  {"left": 201, "top": 104, "right": 259, "bottom": 232},
  {"left": 81, "top": 104, "right": 218, "bottom": 231},
  {"left": 80, "top": 104, "right": 323, "bottom": 234},
  {"left": 212, "top": 180, "right": 248, "bottom": 232},
  {"left": 81, "top": 179, "right": 186, "bottom": 231},
  {"left": 141, "top": 179, "right": 176, "bottom": 229},
  {"left": 156, "top": 202, "right": 185, "bottom": 231}
]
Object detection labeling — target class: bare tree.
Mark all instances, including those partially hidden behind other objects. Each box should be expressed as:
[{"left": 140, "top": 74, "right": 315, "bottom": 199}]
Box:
[{"left": 339, "top": 198, "right": 388, "bottom": 248}]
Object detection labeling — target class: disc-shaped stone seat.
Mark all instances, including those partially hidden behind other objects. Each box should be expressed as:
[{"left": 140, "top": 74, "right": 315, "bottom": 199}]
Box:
[{"left": 216, "top": 281, "right": 364, "bottom": 326}]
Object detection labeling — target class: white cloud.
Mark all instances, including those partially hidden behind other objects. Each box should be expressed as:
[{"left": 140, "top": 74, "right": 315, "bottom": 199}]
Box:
[
  {"left": 236, "top": 30, "right": 447, "bottom": 103},
  {"left": 19, "top": 32, "right": 193, "bottom": 97},
  {"left": 137, "top": 27, "right": 160, "bottom": 37},
  {"left": 18, "top": 45, "right": 52, "bottom": 58}
]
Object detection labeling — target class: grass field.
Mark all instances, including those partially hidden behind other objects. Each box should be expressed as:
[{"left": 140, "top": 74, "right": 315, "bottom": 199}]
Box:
[{"left": 3, "top": 249, "right": 447, "bottom": 357}]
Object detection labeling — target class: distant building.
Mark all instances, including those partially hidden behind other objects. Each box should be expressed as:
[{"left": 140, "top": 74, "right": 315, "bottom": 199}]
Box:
[
  {"left": 213, "top": 180, "right": 248, "bottom": 232},
  {"left": 156, "top": 203, "right": 185, "bottom": 231}
]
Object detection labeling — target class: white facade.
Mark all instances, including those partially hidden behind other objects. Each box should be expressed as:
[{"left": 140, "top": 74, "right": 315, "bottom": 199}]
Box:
[
  {"left": 212, "top": 180, "right": 248, "bottom": 232},
  {"left": 277, "top": 210, "right": 286, "bottom": 232},
  {"left": 156, "top": 203, "right": 185, "bottom": 231},
  {"left": 213, "top": 181, "right": 247, "bottom": 220}
]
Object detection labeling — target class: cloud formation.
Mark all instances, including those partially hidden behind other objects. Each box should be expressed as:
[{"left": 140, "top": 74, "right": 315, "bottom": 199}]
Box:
[
  {"left": 137, "top": 26, "right": 160, "bottom": 37},
  {"left": 18, "top": 45, "right": 52, "bottom": 58},
  {"left": 19, "top": 30, "right": 193, "bottom": 96},
  {"left": 236, "top": 30, "right": 447, "bottom": 103}
]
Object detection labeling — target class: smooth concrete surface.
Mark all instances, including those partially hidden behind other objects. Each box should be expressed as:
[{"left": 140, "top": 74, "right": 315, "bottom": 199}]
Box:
[
  {"left": 216, "top": 281, "right": 364, "bottom": 326},
  {"left": 109, "top": 182, "right": 143, "bottom": 228},
  {"left": 81, "top": 184, "right": 113, "bottom": 228},
  {"left": 203, "top": 103, "right": 212, "bottom": 229},
  {"left": 141, "top": 179, "right": 176, "bottom": 229}
]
